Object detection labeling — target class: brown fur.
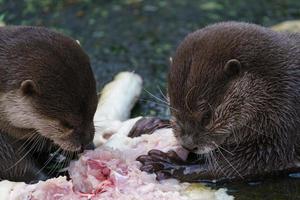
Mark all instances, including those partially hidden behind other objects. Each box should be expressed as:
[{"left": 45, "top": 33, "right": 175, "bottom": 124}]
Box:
[
  {"left": 0, "top": 26, "right": 97, "bottom": 182},
  {"left": 168, "top": 21, "right": 300, "bottom": 181},
  {"left": 138, "top": 22, "right": 300, "bottom": 182}
]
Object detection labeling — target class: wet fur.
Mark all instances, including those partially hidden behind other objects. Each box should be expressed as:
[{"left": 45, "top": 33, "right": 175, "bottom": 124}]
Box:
[
  {"left": 0, "top": 26, "right": 97, "bottom": 182},
  {"left": 167, "top": 22, "right": 300, "bottom": 180}
]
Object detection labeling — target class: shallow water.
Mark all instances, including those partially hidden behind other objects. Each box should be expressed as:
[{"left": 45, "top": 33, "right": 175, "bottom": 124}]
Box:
[
  {"left": 2, "top": 0, "right": 300, "bottom": 199},
  {"left": 225, "top": 176, "right": 300, "bottom": 200}
]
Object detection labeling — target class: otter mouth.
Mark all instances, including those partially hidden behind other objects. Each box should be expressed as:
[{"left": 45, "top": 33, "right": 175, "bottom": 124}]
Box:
[
  {"left": 180, "top": 134, "right": 228, "bottom": 155},
  {"left": 195, "top": 145, "right": 217, "bottom": 154},
  {"left": 181, "top": 140, "right": 218, "bottom": 155},
  {"left": 194, "top": 138, "right": 235, "bottom": 155},
  {"left": 184, "top": 136, "right": 229, "bottom": 155}
]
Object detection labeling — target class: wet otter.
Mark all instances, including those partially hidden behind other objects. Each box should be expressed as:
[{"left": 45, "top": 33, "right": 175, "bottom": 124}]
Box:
[
  {"left": 133, "top": 22, "right": 300, "bottom": 182},
  {"left": 0, "top": 26, "right": 97, "bottom": 182}
]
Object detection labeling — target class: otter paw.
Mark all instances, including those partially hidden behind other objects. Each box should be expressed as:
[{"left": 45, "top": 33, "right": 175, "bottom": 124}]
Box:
[
  {"left": 137, "top": 149, "right": 186, "bottom": 181},
  {"left": 128, "top": 117, "right": 170, "bottom": 138}
]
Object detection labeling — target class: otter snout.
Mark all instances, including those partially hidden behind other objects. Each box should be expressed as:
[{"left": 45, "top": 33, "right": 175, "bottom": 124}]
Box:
[
  {"left": 75, "top": 131, "right": 94, "bottom": 146},
  {"left": 74, "top": 124, "right": 95, "bottom": 149},
  {"left": 179, "top": 134, "right": 203, "bottom": 154},
  {"left": 178, "top": 130, "right": 218, "bottom": 155},
  {"left": 182, "top": 144, "right": 198, "bottom": 152},
  {"left": 79, "top": 130, "right": 94, "bottom": 147},
  {"left": 181, "top": 141, "right": 215, "bottom": 154}
]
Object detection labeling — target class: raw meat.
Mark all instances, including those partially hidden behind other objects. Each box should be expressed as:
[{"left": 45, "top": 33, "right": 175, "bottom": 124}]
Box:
[
  {"left": 0, "top": 72, "right": 233, "bottom": 200},
  {"left": 7, "top": 118, "right": 233, "bottom": 200}
]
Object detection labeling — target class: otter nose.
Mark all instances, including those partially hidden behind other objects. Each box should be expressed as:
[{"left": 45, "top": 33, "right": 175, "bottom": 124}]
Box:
[
  {"left": 182, "top": 145, "right": 198, "bottom": 152},
  {"left": 80, "top": 142, "right": 95, "bottom": 153},
  {"left": 80, "top": 132, "right": 94, "bottom": 146},
  {"left": 84, "top": 142, "right": 95, "bottom": 150},
  {"left": 79, "top": 133, "right": 95, "bottom": 153}
]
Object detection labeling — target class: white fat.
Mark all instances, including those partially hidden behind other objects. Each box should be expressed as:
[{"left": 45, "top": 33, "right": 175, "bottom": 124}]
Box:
[
  {"left": 93, "top": 72, "right": 142, "bottom": 123},
  {"left": 215, "top": 189, "right": 234, "bottom": 200},
  {"left": 1, "top": 71, "right": 233, "bottom": 200},
  {"left": 93, "top": 72, "right": 142, "bottom": 146},
  {"left": 0, "top": 181, "right": 25, "bottom": 200}
]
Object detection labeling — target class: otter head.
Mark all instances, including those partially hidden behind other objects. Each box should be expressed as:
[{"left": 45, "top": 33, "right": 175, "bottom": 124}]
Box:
[
  {"left": 0, "top": 26, "right": 98, "bottom": 152},
  {"left": 168, "top": 22, "right": 291, "bottom": 154}
]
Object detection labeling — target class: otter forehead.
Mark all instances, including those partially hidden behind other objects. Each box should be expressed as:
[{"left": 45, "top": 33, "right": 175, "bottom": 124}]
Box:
[
  {"left": 168, "top": 22, "right": 290, "bottom": 112},
  {"left": 0, "top": 26, "right": 97, "bottom": 122},
  {"left": 0, "top": 26, "right": 98, "bottom": 151},
  {"left": 0, "top": 26, "right": 93, "bottom": 89}
]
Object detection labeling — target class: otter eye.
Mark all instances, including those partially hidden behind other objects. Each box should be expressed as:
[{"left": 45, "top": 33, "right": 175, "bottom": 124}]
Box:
[
  {"left": 61, "top": 120, "right": 74, "bottom": 129},
  {"left": 201, "top": 111, "right": 211, "bottom": 127}
]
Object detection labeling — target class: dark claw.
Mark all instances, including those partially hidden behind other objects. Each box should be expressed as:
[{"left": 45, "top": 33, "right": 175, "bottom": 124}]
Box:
[
  {"left": 137, "top": 149, "right": 184, "bottom": 179},
  {"left": 148, "top": 149, "right": 166, "bottom": 156},
  {"left": 128, "top": 117, "right": 170, "bottom": 138},
  {"left": 166, "top": 150, "right": 186, "bottom": 164},
  {"left": 148, "top": 149, "right": 170, "bottom": 161},
  {"left": 137, "top": 155, "right": 153, "bottom": 163},
  {"left": 136, "top": 155, "right": 165, "bottom": 165},
  {"left": 156, "top": 170, "right": 172, "bottom": 181},
  {"left": 140, "top": 165, "right": 155, "bottom": 173},
  {"left": 140, "top": 149, "right": 219, "bottom": 182},
  {"left": 140, "top": 162, "right": 165, "bottom": 173},
  {"left": 137, "top": 149, "right": 211, "bottom": 182},
  {"left": 147, "top": 149, "right": 186, "bottom": 165}
]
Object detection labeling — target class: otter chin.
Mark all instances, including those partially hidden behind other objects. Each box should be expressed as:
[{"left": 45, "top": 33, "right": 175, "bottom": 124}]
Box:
[
  {"left": 0, "top": 26, "right": 97, "bottom": 182},
  {"left": 136, "top": 21, "right": 300, "bottom": 183}
]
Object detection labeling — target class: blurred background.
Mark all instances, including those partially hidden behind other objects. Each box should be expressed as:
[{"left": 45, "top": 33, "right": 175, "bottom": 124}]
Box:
[
  {"left": 2, "top": 0, "right": 300, "bottom": 118},
  {"left": 1, "top": 1, "right": 300, "bottom": 199}
]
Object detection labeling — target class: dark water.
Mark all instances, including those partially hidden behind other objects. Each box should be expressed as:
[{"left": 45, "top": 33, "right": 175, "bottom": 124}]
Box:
[
  {"left": 1, "top": 0, "right": 300, "bottom": 199},
  {"left": 225, "top": 176, "right": 300, "bottom": 200}
]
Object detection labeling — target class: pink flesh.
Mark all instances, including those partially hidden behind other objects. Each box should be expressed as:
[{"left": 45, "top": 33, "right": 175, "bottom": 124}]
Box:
[{"left": 11, "top": 129, "right": 193, "bottom": 200}]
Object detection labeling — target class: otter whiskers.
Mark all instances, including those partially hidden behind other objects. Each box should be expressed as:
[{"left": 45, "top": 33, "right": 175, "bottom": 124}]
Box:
[
  {"left": 7, "top": 133, "right": 41, "bottom": 171},
  {"left": 214, "top": 144, "right": 243, "bottom": 179}
]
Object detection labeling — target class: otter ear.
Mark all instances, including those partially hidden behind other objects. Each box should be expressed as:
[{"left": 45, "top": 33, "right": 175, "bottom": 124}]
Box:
[
  {"left": 20, "top": 80, "right": 39, "bottom": 95},
  {"left": 224, "top": 59, "right": 241, "bottom": 77}
]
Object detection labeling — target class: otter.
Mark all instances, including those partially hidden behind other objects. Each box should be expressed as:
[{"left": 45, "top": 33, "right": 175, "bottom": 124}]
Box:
[
  {"left": 131, "top": 22, "right": 300, "bottom": 183},
  {"left": 0, "top": 26, "right": 97, "bottom": 182}
]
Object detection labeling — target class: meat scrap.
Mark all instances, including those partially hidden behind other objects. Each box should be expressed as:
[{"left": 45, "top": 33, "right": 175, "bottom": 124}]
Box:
[{"left": 7, "top": 118, "right": 233, "bottom": 200}]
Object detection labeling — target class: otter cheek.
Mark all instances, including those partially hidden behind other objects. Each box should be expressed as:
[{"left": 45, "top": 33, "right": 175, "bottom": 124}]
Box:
[
  {"left": 49, "top": 127, "right": 82, "bottom": 151},
  {"left": 208, "top": 134, "right": 229, "bottom": 151}
]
